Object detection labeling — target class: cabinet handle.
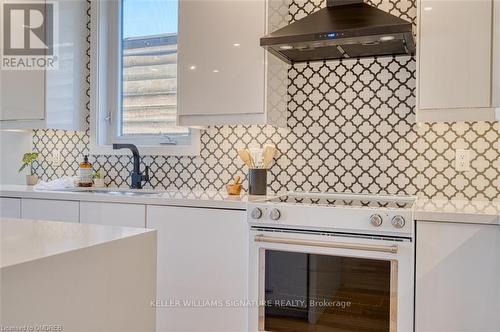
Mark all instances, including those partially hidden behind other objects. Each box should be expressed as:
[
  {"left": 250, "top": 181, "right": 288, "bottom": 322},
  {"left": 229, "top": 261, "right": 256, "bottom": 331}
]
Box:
[{"left": 254, "top": 234, "right": 398, "bottom": 253}]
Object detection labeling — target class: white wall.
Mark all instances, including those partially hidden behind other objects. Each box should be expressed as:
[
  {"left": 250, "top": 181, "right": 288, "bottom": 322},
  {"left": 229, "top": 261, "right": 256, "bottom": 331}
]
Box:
[{"left": 0, "top": 130, "right": 32, "bottom": 184}]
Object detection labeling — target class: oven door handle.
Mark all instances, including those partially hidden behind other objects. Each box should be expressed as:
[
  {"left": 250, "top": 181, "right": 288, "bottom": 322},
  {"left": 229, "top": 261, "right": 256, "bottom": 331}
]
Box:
[{"left": 254, "top": 234, "right": 398, "bottom": 253}]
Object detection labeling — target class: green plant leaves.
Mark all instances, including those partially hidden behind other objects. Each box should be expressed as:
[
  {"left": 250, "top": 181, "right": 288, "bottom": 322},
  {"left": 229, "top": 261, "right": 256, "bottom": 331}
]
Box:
[{"left": 18, "top": 152, "right": 39, "bottom": 173}]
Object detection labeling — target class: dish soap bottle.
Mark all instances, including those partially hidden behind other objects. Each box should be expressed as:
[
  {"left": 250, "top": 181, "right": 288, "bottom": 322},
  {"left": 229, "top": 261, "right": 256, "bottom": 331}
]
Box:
[{"left": 78, "top": 155, "right": 93, "bottom": 187}]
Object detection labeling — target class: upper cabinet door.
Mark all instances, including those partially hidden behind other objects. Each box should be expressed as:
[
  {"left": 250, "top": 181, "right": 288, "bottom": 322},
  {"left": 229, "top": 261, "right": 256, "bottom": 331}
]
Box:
[
  {"left": 45, "top": 0, "right": 87, "bottom": 130},
  {"left": 493, "top": 0, "right": 500, "bottom": 111},
  {"left": 0, "top": 0, "right": 46, "bottom": 121},
  {"left": 417, "top": 0, "right": 495, "bottom": 120},
  {"left": 0, "top": 0, "right": 86, "bottom": 130},
  {"left": 0, "top": 69, "right": 46, "bottom": 121},
  {"left": 177, "top": 0, "right": 266, "bottom": 118}
]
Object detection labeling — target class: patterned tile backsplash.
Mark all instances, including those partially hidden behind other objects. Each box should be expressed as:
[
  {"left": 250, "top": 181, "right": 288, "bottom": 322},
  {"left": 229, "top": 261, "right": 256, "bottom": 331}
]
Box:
[{"left": 32, "top": 0, "right": 499, "bottom": 201}]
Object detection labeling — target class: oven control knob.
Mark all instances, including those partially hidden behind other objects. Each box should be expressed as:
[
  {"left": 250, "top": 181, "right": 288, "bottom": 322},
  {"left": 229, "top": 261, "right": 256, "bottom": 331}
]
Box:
[
  {"left": 250, "top": 208, "right": 263, "bottom": 219},
  {"left": 370, "top": 214, "right": 383, "bottom": 227},
  {"left": 269, "top": 208, "right": 281, "bottom": 221},
  {"left": 391, "top": 216, "right": 406, "bottom": 229}
]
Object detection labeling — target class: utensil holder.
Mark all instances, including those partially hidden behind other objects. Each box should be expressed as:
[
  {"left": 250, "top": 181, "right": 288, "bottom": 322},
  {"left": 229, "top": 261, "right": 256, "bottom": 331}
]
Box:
[{"left": 248, "top": 168, "right": 267, "bottom": 195}]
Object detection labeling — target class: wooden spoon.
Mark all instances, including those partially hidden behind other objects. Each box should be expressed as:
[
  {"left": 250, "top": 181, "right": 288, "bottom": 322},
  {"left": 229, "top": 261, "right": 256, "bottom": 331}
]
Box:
[
  {"left": 262, "top": 144, "right": 277, "bottom": 169},
  {"left": 238, "top": 149, "right": 253, "bottom": 168}
]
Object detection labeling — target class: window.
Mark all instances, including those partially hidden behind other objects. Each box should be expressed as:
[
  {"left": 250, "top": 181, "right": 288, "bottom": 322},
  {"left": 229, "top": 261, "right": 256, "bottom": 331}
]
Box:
[{"left": 90, "top": 0, "right": 199, "bottom": 155}]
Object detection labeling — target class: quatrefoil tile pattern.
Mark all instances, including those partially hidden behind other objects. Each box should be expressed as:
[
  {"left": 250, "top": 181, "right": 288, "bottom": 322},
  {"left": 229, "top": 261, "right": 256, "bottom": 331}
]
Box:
[
  {"left": 415, "top": 122, "right": 499, "bottom": 201},
  {"left": 32, "top": 0, "right": 499, "bottom": 201}
]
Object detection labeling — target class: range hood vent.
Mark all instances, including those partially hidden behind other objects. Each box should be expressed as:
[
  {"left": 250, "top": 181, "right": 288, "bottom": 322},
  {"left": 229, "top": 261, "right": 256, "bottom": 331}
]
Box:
[{"left": 260, "top": 0, "right": 415, "bottom": 63}]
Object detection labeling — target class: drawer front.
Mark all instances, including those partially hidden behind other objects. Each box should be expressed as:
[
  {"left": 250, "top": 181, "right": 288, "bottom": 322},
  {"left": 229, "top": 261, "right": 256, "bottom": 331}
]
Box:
[
  {"left": 80, "top": 201, "right": 145, "bottom": 228},
  {"left": 22, "top": 198, "right": 79, "bottom": 222},
  {"left": 0, "top": 197, "right": 21, "bottom": 218}
]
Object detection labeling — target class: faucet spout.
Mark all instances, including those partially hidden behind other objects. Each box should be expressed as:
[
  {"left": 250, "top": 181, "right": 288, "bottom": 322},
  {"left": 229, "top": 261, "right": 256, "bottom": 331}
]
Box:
[
  {"left": 112, "top": 144, "right": 149, "bottom": 189},
  {"left": 113, "top": 144, "right": 140, "bottom": 173}
]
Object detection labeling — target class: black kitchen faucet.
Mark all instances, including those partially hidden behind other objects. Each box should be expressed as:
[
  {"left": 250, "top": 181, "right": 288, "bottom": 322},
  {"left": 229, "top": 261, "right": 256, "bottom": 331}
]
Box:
[{"left": 112, "top": 144, "right": 149, "bottom": 189}]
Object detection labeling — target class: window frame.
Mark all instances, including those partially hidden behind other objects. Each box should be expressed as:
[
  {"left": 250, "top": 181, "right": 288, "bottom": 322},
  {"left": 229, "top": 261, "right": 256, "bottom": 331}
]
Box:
[{"left": 89, "top": 0, "right": 200, "bottom": 156}]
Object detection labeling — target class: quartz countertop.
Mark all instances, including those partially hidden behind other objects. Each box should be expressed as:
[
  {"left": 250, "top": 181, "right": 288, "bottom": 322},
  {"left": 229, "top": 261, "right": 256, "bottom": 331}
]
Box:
[
  {"left": 1, "top": 218, "right": 155, "bottom": 268},
  {"left": 414, "top": 198, "right": 499, "bottom": 225},
  {"left": 0, "top": 184, "right": 258, "bottom": 210},
  {"left": 1, "top": 185, "right": 498, "bottom": 224}
]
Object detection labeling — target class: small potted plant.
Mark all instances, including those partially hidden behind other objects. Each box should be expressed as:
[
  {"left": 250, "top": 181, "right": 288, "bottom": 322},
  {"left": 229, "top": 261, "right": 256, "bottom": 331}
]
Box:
[
  {"left": 19, "top": 152, "right": 39, "bottom": 186},
  {"left": 92, "top": 170, "right": 106, "bottom": 188}
]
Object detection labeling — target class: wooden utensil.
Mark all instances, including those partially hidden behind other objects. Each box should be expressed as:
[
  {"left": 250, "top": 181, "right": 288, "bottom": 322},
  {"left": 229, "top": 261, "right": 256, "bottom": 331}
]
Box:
[
  {"left": 247, "top": 148, "right": 257, "bottom": 168},
  {"left": 249, "top": 148, "right": 262, "bottom": 168},
  {"left": 262, "top": 144, "right": 277, "bottom": 168},
  {"left": 238, "top": 149, "right": 253, "bottom": 168}
]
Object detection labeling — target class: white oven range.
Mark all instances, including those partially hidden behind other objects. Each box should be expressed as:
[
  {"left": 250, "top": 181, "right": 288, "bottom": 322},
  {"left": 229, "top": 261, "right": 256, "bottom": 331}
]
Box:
[{"left": 247, "top": 192, "right": 415, "bottom": 332}]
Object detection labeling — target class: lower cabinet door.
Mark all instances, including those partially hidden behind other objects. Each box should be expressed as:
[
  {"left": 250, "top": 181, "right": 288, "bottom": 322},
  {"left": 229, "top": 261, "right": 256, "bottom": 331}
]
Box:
[
  {"left": 416, "top": 221, "right": 500, "bottom": 332},
  {"left": 147, "top": 205, "right": 248, "bottom": 332},
  {"left": 79, "top": 201, "right": 146, "bottom": 228},
  {"left": 0, "top": 197, "right": 21, "bottom": 218},
  {"left": 21, "top": 198, "right": 79, "bottom": 222}
]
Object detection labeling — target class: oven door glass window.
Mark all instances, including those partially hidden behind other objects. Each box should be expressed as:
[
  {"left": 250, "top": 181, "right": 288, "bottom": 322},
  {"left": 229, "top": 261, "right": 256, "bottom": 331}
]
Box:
[{"left": 264, "top": 250, "right": 393, "bottom": 332}]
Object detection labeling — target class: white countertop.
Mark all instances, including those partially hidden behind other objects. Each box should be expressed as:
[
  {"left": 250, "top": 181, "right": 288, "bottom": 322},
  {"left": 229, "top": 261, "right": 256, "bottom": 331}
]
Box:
[
  {"left": 1, "top": 218, "right": 155, "bottom": 268},
  {"left": 0, "top": 184, "right": 253, "bottom": 210},
  {"left": 1, "top": 185, "right": 498, "bottom": 224},
  {"left": 414, "top": 197, "right": 499, "bottom": 225}
]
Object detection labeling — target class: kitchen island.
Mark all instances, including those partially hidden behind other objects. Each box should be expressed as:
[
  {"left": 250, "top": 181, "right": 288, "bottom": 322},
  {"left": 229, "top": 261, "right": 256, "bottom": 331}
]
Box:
[{"left": 1, "top": 218, "right": 157, "bottom": 332}]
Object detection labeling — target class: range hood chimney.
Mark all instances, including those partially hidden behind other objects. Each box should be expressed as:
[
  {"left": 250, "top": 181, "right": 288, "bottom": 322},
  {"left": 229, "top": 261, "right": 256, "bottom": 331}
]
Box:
[{"left": 260, "top": 0, "right": 415, "bottom": 63}]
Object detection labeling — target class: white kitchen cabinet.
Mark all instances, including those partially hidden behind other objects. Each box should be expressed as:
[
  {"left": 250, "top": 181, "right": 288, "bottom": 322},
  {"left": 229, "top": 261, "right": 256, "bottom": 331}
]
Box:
[
  {"left": 0, "top": 70, "right": 46, "bottom": 122},
  {"left": 177, "top": 0, "right": 287, "bottom": 127},
  {"left": 494, "top": 0, "right": 500, "bottom": 117},
  {"left": 417, "top": 0, "right": 499, "bottom": 122},
  {"left": 79, "top": 201, "right": 146, "bottom": 228},
  {"left": 21, "top": 198, "right": 79, "bottom": 222},
  {"left": 0, "top": 197, "right": 21, "bottom": 218},
  {"left": 0, "top": 0, "right": 87, "bottom": 130},
  {"left": 147, "top": 205, "right": 248, "bottom": 332},
  {"left": 416, "top": 220, "right": 500, "bottom": 332}
]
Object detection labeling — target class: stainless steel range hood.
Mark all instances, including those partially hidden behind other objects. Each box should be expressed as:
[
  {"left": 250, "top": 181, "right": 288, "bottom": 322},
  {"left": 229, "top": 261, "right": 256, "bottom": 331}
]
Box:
[{"left": 260, "top": 0, "right": 415, "bottom": 63}]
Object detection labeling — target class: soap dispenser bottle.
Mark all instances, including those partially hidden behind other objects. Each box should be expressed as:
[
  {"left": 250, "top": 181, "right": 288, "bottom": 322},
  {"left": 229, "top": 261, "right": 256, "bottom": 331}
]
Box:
[{"left": 78, "top": 155, "right": 93, "bottom": 187}]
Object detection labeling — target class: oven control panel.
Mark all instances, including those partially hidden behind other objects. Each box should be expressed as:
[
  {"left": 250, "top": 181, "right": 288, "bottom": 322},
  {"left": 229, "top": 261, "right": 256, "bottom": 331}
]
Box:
[
  {"left": 370, "top": 214, "right": 406, "bottom": 229},
  {"left": 250, "top": 207, "right": 282, "bottom": 221},
  {"left": 247, "top": 199, "right": 414, "bottom": 236}
]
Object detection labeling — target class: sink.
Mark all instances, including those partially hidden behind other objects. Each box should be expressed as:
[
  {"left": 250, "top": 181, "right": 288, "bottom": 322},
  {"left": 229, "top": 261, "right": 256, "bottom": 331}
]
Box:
[
  {"left": 93, "top": 190, "right": 161, "bottom": 197},
  {"left": 49, "top": 188, "right": 162, "bottom": 196}
]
